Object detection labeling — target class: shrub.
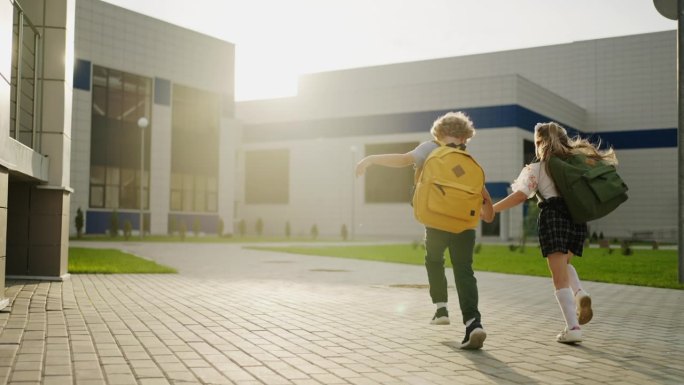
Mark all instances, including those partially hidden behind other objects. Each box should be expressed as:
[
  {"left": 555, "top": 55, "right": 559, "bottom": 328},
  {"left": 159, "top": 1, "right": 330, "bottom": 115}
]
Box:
[
  {"left": 508, "top": 244, "right": 518, "bottom": 252},
  {"left": 217, "top": 218, "right": 224, "bottom": 237},
  {"left": 341, "top": 224, "right": 348, "bottom": 241},
  {"left": 179, "top": 221, "right": 187, "bottom": 241},
  {"left": 311, "top": 224, "right": 319, "bottom": 240},
  {"left": 590, "top": 232, "right": 598, "bottom": 243},
  {"left": 109, "top": 210, "right": 119, "bottom": 238},
  {"left": 256, "top": 218, "right": 264, "bottom": 237},
  {"left": 169, "top": 216, "right": 177, "bottom": 236},
  {"left": 75, "top": 207, "right": 84, "bottom": 238},
  {"left": 192, "top": 217, "right": 201, "bottom": 236},
  {"left": 123, "top": 220, "right": 132, "bottom": 240},
  {"left": 599, "top": 231, "right": 604, "bottom": 240},
  {"left": 237, "top": 219, "right": 246, "bottom": 237},
  {"left": 621, "top": 240, "right": 633, "bottom": 256}
]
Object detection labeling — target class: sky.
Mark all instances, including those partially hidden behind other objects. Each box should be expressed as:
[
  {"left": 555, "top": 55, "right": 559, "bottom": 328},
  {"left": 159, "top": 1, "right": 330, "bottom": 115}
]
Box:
[{"left": 102, "top": 0, "right": 676, "bottom": 101}]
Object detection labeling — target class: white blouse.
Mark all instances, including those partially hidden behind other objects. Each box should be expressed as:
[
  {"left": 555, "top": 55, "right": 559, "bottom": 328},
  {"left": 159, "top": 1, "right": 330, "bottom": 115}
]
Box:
[{"left": 510, "top": 162, "right": 560, "bottom": 200}]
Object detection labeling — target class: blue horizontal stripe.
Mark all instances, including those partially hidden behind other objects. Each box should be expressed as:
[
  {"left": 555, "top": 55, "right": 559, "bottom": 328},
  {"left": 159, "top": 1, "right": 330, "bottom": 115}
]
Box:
[
  {"left": 86, "top": 210, "right": 148, "bottom": 234},
  {"left": 585, "top": 128, "right": 677, "bottom": 149},
  {"left": 485, "top": 182, "right": 511, "bottom": 198},
  {"left": 244, "top": 105, "right": 564, "bottom": 142},
  {"left": 244, "top": 104, "right": 675, "bottom": 149}
]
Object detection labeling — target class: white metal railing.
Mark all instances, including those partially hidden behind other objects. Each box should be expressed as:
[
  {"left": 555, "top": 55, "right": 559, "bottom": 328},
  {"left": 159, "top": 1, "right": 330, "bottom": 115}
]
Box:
[{"left": 10, "top": 0, "right": 42, "bottom": 149}]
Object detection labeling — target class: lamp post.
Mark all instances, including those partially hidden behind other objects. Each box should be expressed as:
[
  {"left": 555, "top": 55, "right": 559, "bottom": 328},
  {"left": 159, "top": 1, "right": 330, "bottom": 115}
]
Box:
[
  {"left": 350, "top": 145, "right": 357, "bottom": 241},
  {"left": 653, "top": 0, "right": 683, "bottom": 283},
  {"left": 137, "top": 116, "right": 149, "bottom": 239}
]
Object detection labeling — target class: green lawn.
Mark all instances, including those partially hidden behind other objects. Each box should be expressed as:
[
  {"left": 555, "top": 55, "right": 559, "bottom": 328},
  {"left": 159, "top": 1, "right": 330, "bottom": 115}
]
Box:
[
  {"left": 247, "top": 244, "right": 684, "bottom": 290},
  {"left": 71, "top": 235, "right": 336, "bottom": 243},
  {"left": 69, "top": 247, "right": 177, "bottom": 274}
]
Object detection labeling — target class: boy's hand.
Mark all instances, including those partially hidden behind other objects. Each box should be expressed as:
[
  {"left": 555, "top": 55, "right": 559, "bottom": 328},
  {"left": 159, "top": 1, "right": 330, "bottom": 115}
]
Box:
[{"left": 355, "top": 158, "right": 371, "bottom": 177}]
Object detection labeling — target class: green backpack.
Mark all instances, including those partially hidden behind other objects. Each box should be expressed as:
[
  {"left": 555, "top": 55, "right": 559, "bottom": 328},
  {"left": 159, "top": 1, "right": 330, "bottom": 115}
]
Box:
[{"left": 547, "top": 154, "right": 628, "bottom": 223}]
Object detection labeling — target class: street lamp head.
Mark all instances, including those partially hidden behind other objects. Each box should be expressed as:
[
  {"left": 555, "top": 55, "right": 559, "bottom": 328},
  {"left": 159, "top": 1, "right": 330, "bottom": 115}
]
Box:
[
  {"left": 137, "top": 116, "right": 149, "bottom": 129},
  {"left": 654, "top": 0, "right": 678, "bottom": 20}
]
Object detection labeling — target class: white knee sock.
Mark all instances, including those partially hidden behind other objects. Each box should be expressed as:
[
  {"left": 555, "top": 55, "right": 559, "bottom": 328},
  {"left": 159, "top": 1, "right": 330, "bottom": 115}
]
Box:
[
  {"left": 435, "top": 302, "right": 447, "bottom": 309},
  {"left": 567, "top": 264, "right": 584, "bottom": 295},
  {"left": 555, "top": 288, "right": 579, "bottom": 329}
]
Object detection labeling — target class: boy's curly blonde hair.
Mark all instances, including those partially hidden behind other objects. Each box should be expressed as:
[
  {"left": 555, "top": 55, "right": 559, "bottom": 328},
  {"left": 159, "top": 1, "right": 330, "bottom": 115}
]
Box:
[{"left": 430, "top": 111, "right": 475, "bottom": 141}]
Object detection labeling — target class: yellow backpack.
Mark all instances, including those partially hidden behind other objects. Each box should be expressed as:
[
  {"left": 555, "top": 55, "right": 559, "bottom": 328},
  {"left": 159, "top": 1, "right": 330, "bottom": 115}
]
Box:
[{"left": 412, "top": 142, "right": 484, "bottom": 233}]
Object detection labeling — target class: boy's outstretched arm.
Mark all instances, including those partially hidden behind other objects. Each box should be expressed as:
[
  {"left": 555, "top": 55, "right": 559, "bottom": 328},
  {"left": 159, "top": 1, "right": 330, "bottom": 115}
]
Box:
[
  {"left": 480, "top": 187, "right": 494, "bottom": 223},
  {"left": 355, "top": 153, "right": 414, "bottom": 177}
]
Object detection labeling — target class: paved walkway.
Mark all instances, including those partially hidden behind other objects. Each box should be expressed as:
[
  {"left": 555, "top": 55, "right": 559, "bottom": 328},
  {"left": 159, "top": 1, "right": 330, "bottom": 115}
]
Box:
[{"left": 1, "top": 242, "right": 683, "bottom": 384}]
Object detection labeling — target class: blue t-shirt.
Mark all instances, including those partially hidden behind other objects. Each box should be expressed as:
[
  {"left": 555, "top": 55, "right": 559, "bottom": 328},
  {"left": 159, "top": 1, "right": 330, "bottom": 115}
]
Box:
[
  {"left": 410, "top": 141, "right": 439, "bottom": 168},
  {"left": 410, "top": 141, "right": 466, "bottom": 168}
]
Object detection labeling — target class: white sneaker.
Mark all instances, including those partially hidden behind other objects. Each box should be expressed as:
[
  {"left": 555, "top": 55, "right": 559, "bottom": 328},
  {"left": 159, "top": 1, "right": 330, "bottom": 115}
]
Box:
[
  {"left": 556, "top": 327, "right": 582, "bottom": 344},
  {"left": 575, "top": 290, "right": 593, "bottom": 325}
]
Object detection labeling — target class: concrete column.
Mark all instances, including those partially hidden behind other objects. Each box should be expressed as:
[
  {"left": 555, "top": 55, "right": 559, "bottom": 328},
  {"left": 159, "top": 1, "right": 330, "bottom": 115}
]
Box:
[
  {"left": 4, "top": 0, "right": 75, "bottom": 280},
  {"left": 7, "top": 183, "right": 70, "bottom": 279},
  {"left": 0, "top": 0, "right": 13, "bottom": 308},
  {"left": 0, "top": 169, "right": 8, "bottom": 309},
  {"left": 218, "top": 118, "right": 240, "bottom": 235},
  {"left": 150, "top": 103, "right": 172, "bottom": 234}
]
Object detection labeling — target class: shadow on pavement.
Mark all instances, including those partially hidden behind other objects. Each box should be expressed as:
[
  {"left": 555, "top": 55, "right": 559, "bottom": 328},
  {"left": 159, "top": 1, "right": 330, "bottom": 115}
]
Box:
[{"left": 442, "top": 341, "right": 541, "bottom": 384}]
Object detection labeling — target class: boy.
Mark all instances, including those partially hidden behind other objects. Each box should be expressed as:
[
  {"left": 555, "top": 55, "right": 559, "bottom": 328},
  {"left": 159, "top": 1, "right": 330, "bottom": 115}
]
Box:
[{"left": 355, "top": 111, "right": 494, "bottom": 349}]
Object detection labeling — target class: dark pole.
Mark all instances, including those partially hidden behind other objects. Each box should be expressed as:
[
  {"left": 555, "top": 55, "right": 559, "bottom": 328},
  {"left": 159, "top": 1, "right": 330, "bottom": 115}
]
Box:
[
  {"left": 679, "top": 0, "right": 684, "bottom": 283},
  {"left": 653, "top": 0, "right": 681, "bottom": 282}
]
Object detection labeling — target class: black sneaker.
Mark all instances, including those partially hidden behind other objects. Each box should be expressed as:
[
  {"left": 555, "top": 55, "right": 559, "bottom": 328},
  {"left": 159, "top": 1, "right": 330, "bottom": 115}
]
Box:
[
  {"left": 460, "top": 320, "right": 486, "bottom": 350},
  {"left": 430, "top": 307, "right": 450, "bottom": 325}
]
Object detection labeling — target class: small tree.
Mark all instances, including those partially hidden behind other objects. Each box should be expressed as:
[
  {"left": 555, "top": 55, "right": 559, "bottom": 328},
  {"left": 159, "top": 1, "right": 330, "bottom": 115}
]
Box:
[
  {"left": 217, "top": 218, "right": 224, "bottom": 237},
  {"left": 237, "top": 219, "right": 246, "bottom": 237},
  {"left": 192, "top": 217, "right": 201, "bottom": 236},
  {"left": 123, "top": 220, "right": 132, "bottom": 240},
  {"left": 75, "top": 207, "right": 84, "bottom": 239},
  {"left": 285, "top": 221, "right": 291, "bottom": 238},
  {"left": 169, "top": 216, "right": 177, "bottom": 236},
  {"left": 255, "top": 218, "right": 263, "bottom": 237},
  {"left": 341, "top": 224, "right": 348, "bottom": 241},
  {"left": 109, "top": 210, "right": 119, "bottom": 238},
  {"left": 310, "top": 224, "right": 319, "bottom": 240},
  {"left": 519, "top": 200, "right": 539, "bottom": 252},
  {"left": 179, "top": 220, "right": 187, "bottom": 241}
]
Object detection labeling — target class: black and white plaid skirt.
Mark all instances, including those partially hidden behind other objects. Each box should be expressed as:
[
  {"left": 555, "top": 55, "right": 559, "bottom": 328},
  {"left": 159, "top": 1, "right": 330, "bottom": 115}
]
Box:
[{"left": 537, "top": 197, "right": 588, "bottom": 257}]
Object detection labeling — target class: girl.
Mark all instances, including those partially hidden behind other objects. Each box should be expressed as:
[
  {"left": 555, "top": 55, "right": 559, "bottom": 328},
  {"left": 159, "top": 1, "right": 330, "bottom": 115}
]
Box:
[{"left": 493, "top": 122, "right": 617, "bottom": 344}]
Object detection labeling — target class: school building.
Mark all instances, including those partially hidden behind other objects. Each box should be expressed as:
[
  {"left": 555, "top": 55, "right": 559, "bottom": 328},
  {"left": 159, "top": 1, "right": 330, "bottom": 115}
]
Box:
[
  {"left": 0, "top": 0, "right": 237, "bottom": 308},
  {"left": 0, "top": 0, "right": 677, "bottom": 308},
  {"left": 236, "top": 30, "right": 677, "bottom": 243}
]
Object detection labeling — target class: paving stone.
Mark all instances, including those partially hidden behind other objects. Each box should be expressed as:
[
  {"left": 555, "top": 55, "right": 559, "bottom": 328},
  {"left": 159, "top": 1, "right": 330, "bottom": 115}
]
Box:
[{"left": 4, "top": 243, "right": 684, "bottom": 384}]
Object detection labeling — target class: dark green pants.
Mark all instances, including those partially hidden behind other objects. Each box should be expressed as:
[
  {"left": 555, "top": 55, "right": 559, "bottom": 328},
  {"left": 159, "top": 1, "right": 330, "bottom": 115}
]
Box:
[{"left": 424, "top": 227, "right": 481, "bottom": 324}]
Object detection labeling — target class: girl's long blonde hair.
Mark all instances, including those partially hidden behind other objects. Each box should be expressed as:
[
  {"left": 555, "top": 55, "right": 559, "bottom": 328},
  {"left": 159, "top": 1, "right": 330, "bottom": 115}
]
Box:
[{"left": 534, "top": 122, "right": 618, "bottom": 166}]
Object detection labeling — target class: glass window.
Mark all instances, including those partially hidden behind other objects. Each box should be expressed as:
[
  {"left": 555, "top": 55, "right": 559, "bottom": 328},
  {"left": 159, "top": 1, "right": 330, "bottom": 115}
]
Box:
[
  {"left": 170, "top": 84, "right": 219, "bottom": 213},
  {"left": 89, "top": 65, "right": 152, "bottom": 211},
  {"left": 207, "top": 193, "right": 217, "bottom": 212},
  {"left": 90, "top": 166, "right": 105, "bottom": 184},
  {"left": 364, "top": 142, "right": 418, "bottom": 203},
  {"left": 170, "top": 191, "right": 182, "bottom": 211},
  {"left": 245, "top": 149, "right": 289, "bottom": 204},
  {"left": 105, "top": 186, "right": 119, "bottom": 209},
  {"left": 106, "top": 167, "right": 120, "bottom": 185},
  {"left": 90, "top": 186, "right": 104, "bottom": 208},
  {"left": 481, "top": 215, "right": 500, "bottom": 236}
]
